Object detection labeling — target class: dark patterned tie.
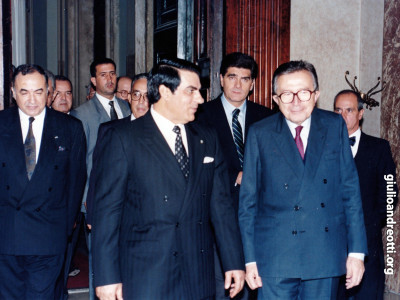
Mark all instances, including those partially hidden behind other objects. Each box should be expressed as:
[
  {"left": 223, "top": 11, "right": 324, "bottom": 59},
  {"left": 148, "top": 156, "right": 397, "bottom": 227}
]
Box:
[
  {"left": 173, "top": 126, "right": 189, "bottom": 179},
  {"left": 349, "top": 136, "right": 356, "bottom": 146},
  {"left": 294, "top": 125, "right": 304, "bottom": 160},
  {"left": 24, "top": 117, "right": 36, "bottom": 180},
  {"left": 232, "top": 109, "right": 244, "bottom": 168},
  {"left": 109, "top": 101, "right": 118, "bottom": 120}
]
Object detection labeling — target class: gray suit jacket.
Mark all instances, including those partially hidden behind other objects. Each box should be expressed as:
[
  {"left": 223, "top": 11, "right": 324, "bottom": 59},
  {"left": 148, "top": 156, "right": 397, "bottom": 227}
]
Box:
[{"left": 70, "top": 95, "right": 131, "bottom": 207}]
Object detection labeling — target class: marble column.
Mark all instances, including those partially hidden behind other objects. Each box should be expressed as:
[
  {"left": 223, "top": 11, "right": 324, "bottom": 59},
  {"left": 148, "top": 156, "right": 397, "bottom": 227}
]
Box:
[{"left": 382, "top": 0, "right": 400, "bottom": 294}]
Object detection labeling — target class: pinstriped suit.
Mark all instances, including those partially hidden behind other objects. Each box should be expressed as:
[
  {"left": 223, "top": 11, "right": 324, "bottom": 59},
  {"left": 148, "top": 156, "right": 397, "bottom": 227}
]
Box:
[{"left": 91, "top": 112, "right": 244, "bottom": 299}]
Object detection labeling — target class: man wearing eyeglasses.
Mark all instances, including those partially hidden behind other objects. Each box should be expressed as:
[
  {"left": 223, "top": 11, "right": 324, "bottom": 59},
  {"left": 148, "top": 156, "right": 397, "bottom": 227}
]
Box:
[
  {"left": 130, "top": 73, "right": 149, "bottom": 120},
  {"left": 115, "top": 76, "right": 133, "bottom": 103},
  {"left": 239, "top": 60, "right": 367, "bottom": 299}
]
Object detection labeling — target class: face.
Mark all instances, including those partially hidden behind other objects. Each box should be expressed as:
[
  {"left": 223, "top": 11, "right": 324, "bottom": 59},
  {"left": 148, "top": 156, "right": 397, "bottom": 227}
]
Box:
[
  {"left": 220, "top": 67, "right": 254, "bottom": 107},
  {"left": 160, "top": 70, "right": 204, "bottom": 124},
  {"left": 87, "top": 87, "right": 96, "bottom": 100},
  {"left": 116, "top": 77, "right": 132, "bottom": 102},
  {"left": 13, "top": 71, "right": 48, "bottom": 117},
  {"left": 130, "top": 78, "right": 149, "bottom": 118},
  {"left": 47, "top": 79, "right": 54, "bottom": 106},
  {"left": 52, "top": 80, "right": 73, "bottom": 113},
  {"left": 334, "top": 93, "right": 364, "bottom": 135},
  {"left": 273, "top": 70, "right": 319, "bottom": 125},
  {"left": 91, "top": 63, "right": 117, "bottom": 99}
]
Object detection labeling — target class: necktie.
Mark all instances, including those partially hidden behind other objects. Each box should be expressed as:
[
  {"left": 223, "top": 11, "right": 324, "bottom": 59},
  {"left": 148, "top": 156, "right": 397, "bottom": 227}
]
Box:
[
  {"left": 24, "top": 117, "right": 36, "bottom": 180},
  {"left": 349, "top": 136, "right": 356, "bottom": 146},
  {"left": 294, "top": 125, "right": 304, "bottom": 160},
  {"left": 173, "top": 126, "right": 189, "bottom": 179},
  {"left": 232, "top": 109, "right": 244, "bottom": 168},
  {"left": 109, "top": 101, "right": 118, "bottom": 120}
]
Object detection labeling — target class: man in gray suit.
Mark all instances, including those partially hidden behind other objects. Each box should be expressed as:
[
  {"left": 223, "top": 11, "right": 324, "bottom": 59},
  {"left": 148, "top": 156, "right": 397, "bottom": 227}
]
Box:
[{"left": 70, "top": 57, "right": 131, "bottom": 299}]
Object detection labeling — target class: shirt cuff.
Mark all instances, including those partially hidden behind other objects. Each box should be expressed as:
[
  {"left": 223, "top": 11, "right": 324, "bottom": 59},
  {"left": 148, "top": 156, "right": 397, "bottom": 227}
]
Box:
[
  {"left": 245, "top": 261, "right": 257, "bottom": 266},
  {"left": 348, "top": 252, "right": 365, "bottom": 261}
]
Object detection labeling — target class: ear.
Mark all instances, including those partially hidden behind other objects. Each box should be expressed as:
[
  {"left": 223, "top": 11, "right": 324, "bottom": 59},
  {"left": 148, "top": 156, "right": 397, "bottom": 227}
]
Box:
[
  {"left": 159, "top": 84, "right": 172, "bottom": 100},
  {"left": 250, "top": 79, "right": 255, "bottom": 92},
  {"left": 358, "top": 108, "right": 365, "bottom": 120},
  {"left": 220, "top": 74, "right": 224, "bottom": 88},
  {"left": 314, "top": 91, "right": 320, "bottom": 103},
  {"left": 272, "top": 95, "right": 280, "bottom": 106},
  {"left": 90, "top": 77, "right": 97, "bottom": 87},
  {"left": 11, "top": 87, "right": 16, "bottom": 99}
]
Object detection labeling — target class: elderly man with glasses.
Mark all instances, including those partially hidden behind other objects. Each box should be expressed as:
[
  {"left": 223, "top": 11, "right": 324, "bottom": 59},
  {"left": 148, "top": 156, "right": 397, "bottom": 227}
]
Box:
[
  {"left": 238, "top": 60, "right": 367, "bottom": 300},
  {"left": 130, "top": 73, "right": 149, "bottom": 120}
]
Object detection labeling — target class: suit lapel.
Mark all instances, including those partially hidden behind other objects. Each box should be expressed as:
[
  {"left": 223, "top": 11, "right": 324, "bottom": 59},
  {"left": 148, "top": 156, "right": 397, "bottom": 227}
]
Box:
[
  {"left": 179, "top": 123, "right": 205, "bottom": 216},
  {"left": 141, "top": 113, "right": 187, "bottom": 188},
  {"left": 271, "top": 113, "right": 305, "bottom": 178},
  {"left": 93, "top": 96, "right": 112, "bottom": 122},
  {"left": 303, "top": 110, "right": 327, "bottom": 181},
  {"left": 354, "top": 132, "right": 367, "bottom": 165}
]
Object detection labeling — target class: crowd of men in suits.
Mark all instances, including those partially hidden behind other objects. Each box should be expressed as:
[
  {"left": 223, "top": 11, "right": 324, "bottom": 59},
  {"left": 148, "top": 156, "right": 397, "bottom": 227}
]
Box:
[{"left": 0, "top": 52, "right": 397, "bottom": 300}]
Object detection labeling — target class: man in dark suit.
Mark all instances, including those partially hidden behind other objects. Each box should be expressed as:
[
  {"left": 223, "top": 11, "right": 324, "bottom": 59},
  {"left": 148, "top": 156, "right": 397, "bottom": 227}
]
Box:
[
  {"left": 0, "top": 64, "right": 86, "bottom": 299},
  {"left": 239, "top": 60, "right": 368, "bottom": 299},
  {"left": 197, "top": 52, "right": 272, "bottom": 299},
  {"left": 70, "top": 57, "right": 131, "bottom": 299},
  {"left": 334, "top": 90, "right": 398, "bottom": 300},
  {"left": 91, "top": 58, "right": 245, "bottom": 300}
]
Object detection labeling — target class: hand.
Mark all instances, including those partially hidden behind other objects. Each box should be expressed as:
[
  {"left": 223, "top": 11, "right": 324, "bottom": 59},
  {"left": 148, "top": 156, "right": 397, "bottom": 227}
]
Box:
[
  {"left": 235, "top": 171, "right": 243, "bottom": 186},
  {"left": 96, "top": 283, "right": 123, "bottom": 300},
  {"left": 225, "top": 270, "right": 245, "bottom": 298},
  {"left": 345, "top": 257, "right": 364, "bottom": 289},
  {"left": 87, "top": 224, "right": 92, "bottom": 230},
  {"left": 245, "top": 264, "right": 262, "bottom": 290}
]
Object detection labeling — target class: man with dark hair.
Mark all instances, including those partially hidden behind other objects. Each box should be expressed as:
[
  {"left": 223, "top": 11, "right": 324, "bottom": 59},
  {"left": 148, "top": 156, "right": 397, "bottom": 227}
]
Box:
[
  {"left": 115, "top": 76, "right": 132, "bottom": 103},
  {"left": 239, "top": 60, "right": 367, "bottom": 299},
  {"left": 70, "top": 57, "right": 131, "bottom": 299},
  {"left": 197, "top": 52, "right": 272, "bottom": 299},
  {"left": 0, "top": 64, "right": 86, "bottom": 299},
  {"left": 92, "top": 58, "right": 245, "bottom": 300},
  {"left": 45, "top": 69, "right": 56, "bottom": 106},
  {"left": 52, "top": 75, "right": 73, "bottom": 113},
  {"left": 334, "top": 89, "right": 398, "bottom": 300},
  {"left": 130, "top": 73, "right": 149, "bottom": 119}
]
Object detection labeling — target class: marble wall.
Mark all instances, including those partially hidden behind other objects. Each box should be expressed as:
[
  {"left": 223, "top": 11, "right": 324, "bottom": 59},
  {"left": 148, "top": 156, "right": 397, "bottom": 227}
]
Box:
[
  {"left": 382, "top": 0, "right": 400, "bottom": 293},
  {"left": 290, "top": 0, "right": 383, "bottom": 137}
]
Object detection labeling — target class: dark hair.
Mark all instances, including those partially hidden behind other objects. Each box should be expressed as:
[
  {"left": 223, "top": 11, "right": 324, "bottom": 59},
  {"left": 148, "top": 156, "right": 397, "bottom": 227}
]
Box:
[
  {"left": 44, "top": 69, "right": 56, "bottom": 90},
  {"left": 220, "top": 52, "right": 258, "bottom": 79},
  {"left": 12, "top": 64, "right": 48, "bottom": 89},
  {"left": 132, "top": 73, "right": 149, "bottom": 88},
  {"left": 90, "top": 58, "right": 116, "bottom": 77},
  {"left": 272, "top": 60, "right": 319, "bottom": 95},
  {"left": 334, "top": 89, "right": 364, "bottom": 111},
  {"left": 55, "top": 75, "right": 73, "bottom": 91},
  {"left": 147, "top": 58, "right": 200, "bottom": 104}
]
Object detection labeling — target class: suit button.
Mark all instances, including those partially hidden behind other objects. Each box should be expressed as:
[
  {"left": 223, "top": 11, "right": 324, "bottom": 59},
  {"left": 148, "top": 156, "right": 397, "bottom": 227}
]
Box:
[
  {"left": 164, "top": 195, "right": 168, "bottom": 202},
  {"left": 48, "top": 187, "right": 53, "bottom": 192},
  {"left": 284, "top": 183, "right": 289, "bottom": 189},
  {"left": 323, "top": 179, "right": 327, "bottom": 184},
  {"left": 16, "top": 207, "right": 21, "bottom": 211},
  {"left": 198, "top": 220, "right": 203, "bottom": 225},
  {"left": 35, "top": 208, "right": 41, "bottom": 212},
  {"left": 200, "top": 249, "right": 204, "bottom": 253},
  {"left": 321, "top": 203, "right": 325, "bottom": 208},
  {"left": 294, "top": 205, "right": 300, "bottom": 211},
  {"left": 6, "top": 185, "right": 10, "bottom": 190},
  {"left": 292, "top": 230, "right": 297, "bottom": 235},
  {"left": 325, "top": 227, "right": 329, "bottom": 232},
  {"left": 54, "top": 165, "right": 58, "bottom": 170},
  {"left": 2, "top": 162, "right": 5, "bottom": 167},
  {"left": 175, "top": 222, "right": 180, "bottom": 228},
  {"left": 173, "top": 251, "right": 178, "bottom": 257}
]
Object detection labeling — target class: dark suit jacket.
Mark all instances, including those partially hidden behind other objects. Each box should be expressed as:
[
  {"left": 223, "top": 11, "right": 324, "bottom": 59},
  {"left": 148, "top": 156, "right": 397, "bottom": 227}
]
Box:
[
  {"left": 352, "top": 132, "right": 397, "bottom": 295},
  {"left": 239, "top": 108, "right": 368, "bottom": 280},
  {"left": 86, "top": 115, "right": 132, "bottom": 225},
  {"left": 91, "top": 112, "right": 244, "bottom": 299},
  {"left": 70, "top": 96, "right": 131, "bottom": 206},
  {"left": 0, "top": 107, "right": 86, "bottom": 255},
  {"left": 196, "top": 95, "right": 272, "bottom": 211}
]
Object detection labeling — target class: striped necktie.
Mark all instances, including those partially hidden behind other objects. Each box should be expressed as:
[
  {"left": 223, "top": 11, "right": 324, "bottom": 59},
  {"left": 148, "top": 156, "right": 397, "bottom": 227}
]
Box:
[
  {"left": 24, "top": 117, "right": 36, "bottom": 180},
  {"left": 232, "top": 109, "right": 244, "bottom": 167},
  {"left": 109, "top": 101, "right": 118, "bottom": 120},
  {"left": 294, "top": 125, "right": 304, "bottom": 160}
]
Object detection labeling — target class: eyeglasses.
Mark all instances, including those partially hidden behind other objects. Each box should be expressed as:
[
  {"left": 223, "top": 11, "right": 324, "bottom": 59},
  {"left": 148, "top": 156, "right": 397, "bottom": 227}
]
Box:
[
  {"left": 131, "top": 91, "right": 148, "bottom": 102},
  {"left": 275, "top": 89, "right": 316, "bottom": 104},
  {"left": 117, "top": 90, "right": 130, "bottom": 98}
]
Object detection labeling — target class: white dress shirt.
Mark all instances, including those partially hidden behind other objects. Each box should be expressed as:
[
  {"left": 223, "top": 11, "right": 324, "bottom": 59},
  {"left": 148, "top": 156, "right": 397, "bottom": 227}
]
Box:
[
  {"left": 96, "top": 93, "right": 124, "bottom": 119},
  {"left": 151, "top": 106, "right": 189, "bottom": 156},
  {"left": 286, "top": 117, "right": 311, "bottom": 152},
  {"left": 221, "top": 94, "right": 247, "bottom": 140},
  {"left": 349, "top": 128, "right": 362, "bottom": 158},
  {"left": 19, "top": 108, "right": 46, "bottom": 162}
]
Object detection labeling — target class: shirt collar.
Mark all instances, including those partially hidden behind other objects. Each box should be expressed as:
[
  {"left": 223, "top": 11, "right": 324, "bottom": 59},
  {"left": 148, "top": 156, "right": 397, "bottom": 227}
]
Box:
[
  {"left": 18, "top": 107, "right": 46, "bottom": 123},
  {"left": 221, "top": 93, "right": 247, "bottom": 115},
  {"left": 96, "top": 92, "right": 116, "bottom": 105}
]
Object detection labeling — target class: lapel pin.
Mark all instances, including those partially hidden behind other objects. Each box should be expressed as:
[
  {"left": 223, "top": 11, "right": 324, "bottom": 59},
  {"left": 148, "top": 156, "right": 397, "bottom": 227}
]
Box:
[
  {"left": 54, "top": 136, "right": 59, "bottom": 139},
  {"left": 200, "top": 140, "right": 204, "bottom": 144}
]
